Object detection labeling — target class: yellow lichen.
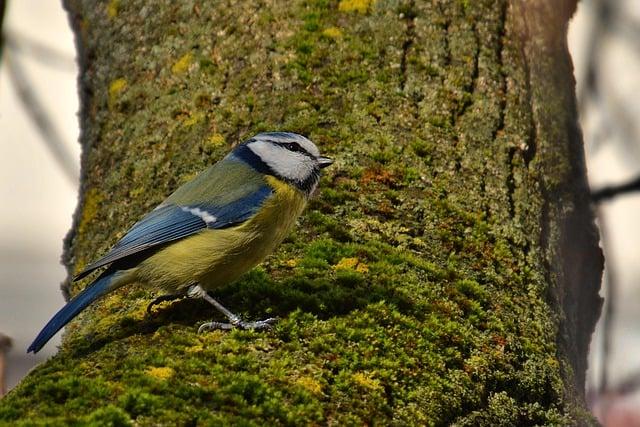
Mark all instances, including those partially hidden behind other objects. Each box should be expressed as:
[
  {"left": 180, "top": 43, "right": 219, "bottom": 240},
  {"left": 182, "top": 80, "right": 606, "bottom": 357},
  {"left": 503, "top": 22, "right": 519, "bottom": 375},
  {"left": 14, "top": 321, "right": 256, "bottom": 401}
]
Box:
[
  {"left": 352, "top": 372, "right": 382, "bottom": 390},
  {"left": 146, "top": 366, "right": 175, "bottom": 380},
  {"left": 107, "top": 0, "right": 119, "bottom": 18},
  {"left": 322, "top": 27, "right": 343, "bottom": 39},
  {"left": 108, "top": 78, "right": 127, "bottom": 107},
  {"left": 172, "top": 52, "right": 194, "bottom": 74},
  {"left": 338, "top": 0, "right": 375, "bottom": 14},
  {"left": 128, "top": 186, "right": 146, "bottom": 198},
  {"left": 182, "top": 111, "right": 204, "bottom": 127},
  {"left": 186, "top": 344, "right": 204, "bottom": 353},
  {"left": 334, "top": 257, "right": 358, "bottom": 270},
  {"left": 334, "top": 257, "right": 368, "bottom": 273},
  {"left": 285, "top": 259, "right": 298, "bottom": 268},
  {"left": 206, "top": 133, "right": 226, "bottom": 149},
  {"left": 78, "top": 188, "right": 104, "bottom": 236},
  {"left": 295, "top": 376, "right": 323, "bottom": 395}
]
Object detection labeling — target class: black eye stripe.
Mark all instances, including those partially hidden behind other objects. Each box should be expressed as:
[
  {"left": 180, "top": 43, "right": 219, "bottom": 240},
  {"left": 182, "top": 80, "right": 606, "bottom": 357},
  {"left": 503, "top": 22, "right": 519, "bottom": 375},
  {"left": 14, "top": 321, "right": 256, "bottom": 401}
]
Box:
[
  {"left": 270, "top": 140, "right": 314, "bottom": 157},
  {"left": 283, "top": 143, "right": 303, "bottom": 152}
]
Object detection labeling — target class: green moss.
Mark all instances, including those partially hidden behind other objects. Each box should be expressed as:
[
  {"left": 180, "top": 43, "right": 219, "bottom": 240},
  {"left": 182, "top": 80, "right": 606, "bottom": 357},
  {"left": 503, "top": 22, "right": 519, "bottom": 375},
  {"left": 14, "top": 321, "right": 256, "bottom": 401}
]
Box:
[{"left": 85, "top": 405, "right": 133, "bottom": 426}]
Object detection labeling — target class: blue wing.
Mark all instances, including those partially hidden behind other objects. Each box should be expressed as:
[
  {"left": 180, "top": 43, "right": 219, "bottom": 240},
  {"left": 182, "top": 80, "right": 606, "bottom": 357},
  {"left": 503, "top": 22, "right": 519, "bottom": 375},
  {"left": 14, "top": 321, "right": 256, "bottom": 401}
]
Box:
[{"left": 74, "top": 185, "right": 273, "bottom": 280}]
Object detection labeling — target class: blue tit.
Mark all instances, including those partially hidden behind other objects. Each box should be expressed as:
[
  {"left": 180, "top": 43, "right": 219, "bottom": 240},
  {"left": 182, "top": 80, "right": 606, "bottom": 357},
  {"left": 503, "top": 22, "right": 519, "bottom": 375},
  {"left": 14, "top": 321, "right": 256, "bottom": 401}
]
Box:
[{"left": 28, "top": 132, "right": 333, "bottom": 353}]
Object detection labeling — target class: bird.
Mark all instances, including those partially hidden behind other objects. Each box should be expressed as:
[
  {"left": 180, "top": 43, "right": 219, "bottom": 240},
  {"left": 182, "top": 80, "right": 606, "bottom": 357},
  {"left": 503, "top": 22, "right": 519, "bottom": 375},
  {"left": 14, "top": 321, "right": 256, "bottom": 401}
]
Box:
[{"left": 28, "top": 132, "right": 333, "bottom": 353}]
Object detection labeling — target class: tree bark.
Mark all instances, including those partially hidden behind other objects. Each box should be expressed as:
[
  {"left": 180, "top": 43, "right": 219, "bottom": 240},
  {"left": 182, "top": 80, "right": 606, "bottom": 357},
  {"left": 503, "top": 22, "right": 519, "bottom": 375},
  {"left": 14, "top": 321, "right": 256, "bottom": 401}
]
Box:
[{"left": 0, "top": 0, "right": 602, "bottom": 424}]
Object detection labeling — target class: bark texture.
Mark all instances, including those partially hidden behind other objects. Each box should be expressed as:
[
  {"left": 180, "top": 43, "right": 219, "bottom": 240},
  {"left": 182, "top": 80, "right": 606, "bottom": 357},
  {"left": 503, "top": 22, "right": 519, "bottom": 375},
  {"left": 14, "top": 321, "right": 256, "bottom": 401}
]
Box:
[{"left": 0, "top": 0, "right": 602, "bottom": 425}]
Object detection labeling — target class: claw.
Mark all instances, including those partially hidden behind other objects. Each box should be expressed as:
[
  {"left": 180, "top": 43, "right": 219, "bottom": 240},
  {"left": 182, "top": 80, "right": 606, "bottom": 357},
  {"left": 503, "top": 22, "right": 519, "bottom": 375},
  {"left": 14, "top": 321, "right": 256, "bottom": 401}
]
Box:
[
  {"left": 198, "top": 317, "right": 278, "bottom": 333},
  {"left": 188, "top": 285, "right": 277, "bottom": 333},
  {"left": 198, "top": 322, "right": 235, "bottom": 333}
]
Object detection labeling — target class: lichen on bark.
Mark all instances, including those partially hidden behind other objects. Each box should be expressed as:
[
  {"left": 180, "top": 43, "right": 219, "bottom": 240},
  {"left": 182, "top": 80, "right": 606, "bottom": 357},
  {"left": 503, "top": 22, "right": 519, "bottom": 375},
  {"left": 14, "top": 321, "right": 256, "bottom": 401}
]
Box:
[{"left": 0, "top": 0, "right": 601, "bottom": 425}]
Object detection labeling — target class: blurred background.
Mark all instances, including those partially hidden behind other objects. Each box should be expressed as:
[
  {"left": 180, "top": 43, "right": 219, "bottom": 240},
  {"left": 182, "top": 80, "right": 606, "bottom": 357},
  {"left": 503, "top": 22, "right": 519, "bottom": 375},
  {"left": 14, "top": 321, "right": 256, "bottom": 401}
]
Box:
[
  {"left": 0, "top": 1, "right": 639, "bottom": 424},
  {"left": 0, "top": 1, "right": 79, "bottom": 393},
  {"left": 571, "top": 1, "right": 640, "bottom": 425}
]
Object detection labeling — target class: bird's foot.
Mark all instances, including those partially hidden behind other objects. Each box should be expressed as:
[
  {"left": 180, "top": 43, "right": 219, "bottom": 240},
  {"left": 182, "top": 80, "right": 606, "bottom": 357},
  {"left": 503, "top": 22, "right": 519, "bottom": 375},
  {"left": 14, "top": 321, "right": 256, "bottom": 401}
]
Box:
[
  {"left": 198, "top": 317, "right": 278, "bottom": 333},
  {"left": 188, "top": 284, "right": 278, "bottom": 333},
  {"left": 146, "top": 293, "right": 185, "bottom": 314}
]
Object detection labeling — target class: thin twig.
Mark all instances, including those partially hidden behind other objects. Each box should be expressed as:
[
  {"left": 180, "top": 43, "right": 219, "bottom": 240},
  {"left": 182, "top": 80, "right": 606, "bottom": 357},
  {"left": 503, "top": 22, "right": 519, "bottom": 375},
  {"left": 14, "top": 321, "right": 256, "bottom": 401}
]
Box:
[
  {"left": 0, "top": 0, "right": 7, "bottom": 59},
  {"left": 0, "top": 0, "right": 6, "bottom": 61},
  {"left": 4, "top": 51, "right": 79, "bottom": 184},
  {"left": 591, "top": 175, "right": 640, "bottom": 203},
  {"left": 3, "top": 29, "right": 76, "bottom": 71}
]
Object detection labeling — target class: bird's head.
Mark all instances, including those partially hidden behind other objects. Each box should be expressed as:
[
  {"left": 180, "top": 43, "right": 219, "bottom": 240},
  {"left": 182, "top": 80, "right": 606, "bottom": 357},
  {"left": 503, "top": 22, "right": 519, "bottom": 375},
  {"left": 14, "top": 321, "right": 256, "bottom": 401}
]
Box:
[{"left": 234, "top": 132, "right": 333, "bottom": 194}]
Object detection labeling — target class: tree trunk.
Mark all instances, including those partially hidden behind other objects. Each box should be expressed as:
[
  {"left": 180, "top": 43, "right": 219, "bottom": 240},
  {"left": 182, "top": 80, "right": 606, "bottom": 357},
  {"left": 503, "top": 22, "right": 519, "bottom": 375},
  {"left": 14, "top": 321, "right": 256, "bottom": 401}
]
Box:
[{"left": 0, "top": 0, "right": 602, "bottom": 424}]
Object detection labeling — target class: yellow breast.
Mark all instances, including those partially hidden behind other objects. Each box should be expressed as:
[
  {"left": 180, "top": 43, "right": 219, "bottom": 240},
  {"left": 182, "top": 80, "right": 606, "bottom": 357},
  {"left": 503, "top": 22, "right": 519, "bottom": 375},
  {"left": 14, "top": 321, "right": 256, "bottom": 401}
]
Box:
[{"left": 135, "top": 176, "right": 307, "bottom": 292}]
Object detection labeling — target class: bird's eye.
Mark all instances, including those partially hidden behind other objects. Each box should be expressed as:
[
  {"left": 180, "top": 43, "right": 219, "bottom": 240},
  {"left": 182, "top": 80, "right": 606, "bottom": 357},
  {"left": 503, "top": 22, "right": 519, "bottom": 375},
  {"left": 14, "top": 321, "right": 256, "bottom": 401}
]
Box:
[{"left": 283, "top": 142, "right": 303, "bottom": 153}]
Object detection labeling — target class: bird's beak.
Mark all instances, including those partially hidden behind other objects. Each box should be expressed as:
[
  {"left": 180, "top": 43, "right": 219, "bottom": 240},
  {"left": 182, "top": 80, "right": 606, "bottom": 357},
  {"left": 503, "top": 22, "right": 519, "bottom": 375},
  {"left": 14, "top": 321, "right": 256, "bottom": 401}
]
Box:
[{"left": 318, "top": 156, "right": 333, "bottom": 169}]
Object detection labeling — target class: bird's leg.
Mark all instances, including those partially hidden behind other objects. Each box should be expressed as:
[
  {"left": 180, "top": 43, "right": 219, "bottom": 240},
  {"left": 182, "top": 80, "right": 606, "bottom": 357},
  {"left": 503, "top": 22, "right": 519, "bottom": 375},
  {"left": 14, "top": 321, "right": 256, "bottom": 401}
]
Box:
[
  {"left": 146, "top": 292, "right": 187, "bottom": 314},
  {"left": 186, "top": 285, "right": 278, "bottom": 332}
]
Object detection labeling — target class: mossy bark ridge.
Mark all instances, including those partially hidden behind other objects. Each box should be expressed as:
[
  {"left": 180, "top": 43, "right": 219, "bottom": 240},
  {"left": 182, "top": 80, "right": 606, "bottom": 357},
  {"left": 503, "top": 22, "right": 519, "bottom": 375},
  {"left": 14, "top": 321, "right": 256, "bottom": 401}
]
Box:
[{"left": 0, "top": 0, "right": 601, "bottom": 425}]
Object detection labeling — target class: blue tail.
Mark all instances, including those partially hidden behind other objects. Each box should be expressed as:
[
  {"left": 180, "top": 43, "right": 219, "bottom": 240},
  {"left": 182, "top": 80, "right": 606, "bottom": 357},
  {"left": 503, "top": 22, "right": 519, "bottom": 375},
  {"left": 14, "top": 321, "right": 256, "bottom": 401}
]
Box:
[{"left": 28, "top": 271, "right": 119, "bottom": 353}]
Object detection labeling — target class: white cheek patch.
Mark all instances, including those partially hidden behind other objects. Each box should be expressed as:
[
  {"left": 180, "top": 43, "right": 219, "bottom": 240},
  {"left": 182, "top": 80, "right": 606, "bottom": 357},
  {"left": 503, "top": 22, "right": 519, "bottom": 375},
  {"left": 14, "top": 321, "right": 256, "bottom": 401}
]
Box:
[
  {"left": 266, "top": 152, "right": 315, "bottom": 182},
  {"left": 181, "top": 206, "right": 217, "bottom": 225},
  {"left": 248, "top": 141, "right": 315, "bottom": 182}
]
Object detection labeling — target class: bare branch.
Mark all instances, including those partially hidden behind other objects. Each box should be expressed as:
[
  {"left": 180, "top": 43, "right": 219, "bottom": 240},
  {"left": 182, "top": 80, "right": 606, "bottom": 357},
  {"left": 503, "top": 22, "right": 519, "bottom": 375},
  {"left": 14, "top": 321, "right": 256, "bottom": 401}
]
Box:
[
  {"left": 4, "top": 52, "right": 79, "bottom": 184},
  {"left": 3, "top": 29, "right": 76, "bottom": 71},
  {"left": 591, "top": 176, "right": 640, "bottom": 203}
]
